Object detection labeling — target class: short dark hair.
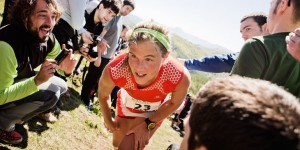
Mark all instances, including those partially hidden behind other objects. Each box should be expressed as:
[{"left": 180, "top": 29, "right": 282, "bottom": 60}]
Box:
[
  {"left": 123, "top": 0, "right": 135, "bottom": 10},
  {"left": 188, "top": 76, "right": 300, "bottom": 150},
  {"left": 240, "top": 12, "right": 267, "bottom": 28},
  {"left": 100, "top": 0, "right": 122, "bottom": 15},
  {"left": 122, "top": 24, "right": 129, "bottom": 30}
]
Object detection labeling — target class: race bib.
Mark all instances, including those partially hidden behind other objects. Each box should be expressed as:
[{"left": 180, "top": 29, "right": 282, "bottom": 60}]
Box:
[{"left": 120, "top": 89, "right": 161, "bottom": 111}]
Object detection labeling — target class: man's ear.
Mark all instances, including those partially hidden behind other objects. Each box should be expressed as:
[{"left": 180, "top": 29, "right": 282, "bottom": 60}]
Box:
[
  {"left": 277, "top": 0, "right": 289, "bottom": 14},
  {"left": 261, "top": 23, "right": 269, "bottom": 35},
  {"left": 98, "top": 3, "right": 104, "bottom": 10}
]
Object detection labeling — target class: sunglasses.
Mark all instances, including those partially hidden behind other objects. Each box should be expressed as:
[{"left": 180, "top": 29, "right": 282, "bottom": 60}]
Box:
[{"left": 288, "top": 0, "right": 291, "bottom": 6}]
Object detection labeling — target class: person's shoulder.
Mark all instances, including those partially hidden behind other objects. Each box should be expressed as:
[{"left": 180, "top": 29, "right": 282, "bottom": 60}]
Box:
[
  {"left": 165, "top": 56, "right": 191, "bottom": 83},
  {"left": 241, "top": 36, "right": 266, "bottom": 52},
  {"left": 0, "top": 41, "right": 16, "bottom": 62},
  {"left": 166, "top": 56, "right": 184, "bottom": 69}
]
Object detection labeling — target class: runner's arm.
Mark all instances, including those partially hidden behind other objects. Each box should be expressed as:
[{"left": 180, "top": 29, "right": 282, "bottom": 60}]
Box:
[{"left": 98, "top": 65, "right": 118, "bottom": 131}]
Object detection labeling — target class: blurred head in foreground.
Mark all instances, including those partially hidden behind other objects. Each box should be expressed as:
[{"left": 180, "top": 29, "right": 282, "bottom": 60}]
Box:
[{"left": 180, "top": 76, "right": 300, "bottom": 150}]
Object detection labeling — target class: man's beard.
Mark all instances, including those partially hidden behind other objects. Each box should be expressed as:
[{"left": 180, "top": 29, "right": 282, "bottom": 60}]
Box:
[{"left": 27, "top": 21, "right": 50, "bottom": 42}]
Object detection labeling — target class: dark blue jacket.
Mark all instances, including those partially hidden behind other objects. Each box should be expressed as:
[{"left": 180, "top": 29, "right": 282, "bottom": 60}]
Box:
[{"left": 184, "top": 53, "right": 238, "bottom": 73}]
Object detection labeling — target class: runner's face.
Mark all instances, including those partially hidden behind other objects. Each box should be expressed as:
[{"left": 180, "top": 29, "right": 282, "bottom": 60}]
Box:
[
  {"left": 28, "top": 0, "right": 57, "bottom": 42},
  {"left": 128, "top": 40, "right": 165, "bottom": 88},
  {"left": 240, "top": 18, "right": 264, "bottom": 41}
]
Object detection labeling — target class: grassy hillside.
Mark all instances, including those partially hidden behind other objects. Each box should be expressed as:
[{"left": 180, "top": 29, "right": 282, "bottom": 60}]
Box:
[{"left": 171, "top": 34, "right": 228, "bottom": 59}]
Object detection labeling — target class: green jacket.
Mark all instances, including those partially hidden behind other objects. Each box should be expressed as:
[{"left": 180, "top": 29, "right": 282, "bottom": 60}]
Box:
[
  {"left": 0, "top": 25, "right": 61, "bottom": 105},
  {"left": 231, "top": 32, "right": 300, "bottom": 98}
]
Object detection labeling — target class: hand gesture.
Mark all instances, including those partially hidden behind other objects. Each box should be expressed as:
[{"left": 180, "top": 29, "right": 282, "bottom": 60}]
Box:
[
  {"left": 97, "top": 39, "right": 109, "bottom": 55},
  {"left": 34, "top": 59, "right": 57, "bottom": 85},
  {"left": 79, "top": 46, "right": 97, "bottom": 62},
  {"left": 59, "top": 44, "right": 77, "bottom": 75},
  {"left": 81, "top": 31, "right": 93, "bottom": 45},
  {"left": 126, "top": 122, "right": 153, "bottom": 150},
  {"left": 286, "top": 28, "right": 300, "bottom": 61}
]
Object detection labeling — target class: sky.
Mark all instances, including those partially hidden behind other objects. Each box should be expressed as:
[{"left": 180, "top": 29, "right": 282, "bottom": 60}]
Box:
[{"left": 131, "top": 0, "right": 270, "bottom": 52}]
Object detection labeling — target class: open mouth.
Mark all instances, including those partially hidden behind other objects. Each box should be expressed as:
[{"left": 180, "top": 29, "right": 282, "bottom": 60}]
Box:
[
  {"left": 40, "top": 28, "right": 50, "bottom": 36},
  {"left": 135, "top": 72, "right": 146, "bottom": 78}
]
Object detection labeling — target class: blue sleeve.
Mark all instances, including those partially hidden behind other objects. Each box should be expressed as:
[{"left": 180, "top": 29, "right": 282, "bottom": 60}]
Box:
[{"left": 184, "top": 53, "right": 238, "bottom": 73}]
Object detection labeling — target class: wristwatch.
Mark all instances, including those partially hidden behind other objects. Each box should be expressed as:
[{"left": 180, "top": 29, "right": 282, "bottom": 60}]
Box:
[{"left": 145, "top": 118, "right": 156, "bottom": 131}]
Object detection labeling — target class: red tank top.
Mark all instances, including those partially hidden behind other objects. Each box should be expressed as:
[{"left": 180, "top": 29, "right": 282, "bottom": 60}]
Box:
[{"left": 108, "top": 53, "right": 184, "bottom": 114}]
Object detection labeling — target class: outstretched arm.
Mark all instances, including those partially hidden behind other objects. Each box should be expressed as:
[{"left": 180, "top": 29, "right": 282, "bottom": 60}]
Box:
[{"left": 180, "top": 53, "right": 238, "bottom": 73}]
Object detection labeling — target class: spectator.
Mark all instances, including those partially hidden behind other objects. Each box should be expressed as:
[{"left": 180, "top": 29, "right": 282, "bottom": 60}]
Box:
[
  {"left": 51, "top": 0, "right": 92, "bottom": 116},
  {"left": 180, "top": 76, "right": 300, "bottom": 150},
  {"left": 171, "top": 93, "right": 192, "bottom": 136},
  {"left": 0, "top": 0, "right": 76, "bottom": 144},
  {"left": 53, "top": 0, "right": 92, "bottom": 51},
  {"left": 179, "top": 12, "right": 268, "bottom": 73},
  {"left": 79, "top": 0, "right": 122, "bottom": 111},
  {"left": 98, "top": 21, "right": 191, "bottom": 149},
  {"left": 231, "top": 0, "right": 300, "bottom": 98},
  {"left": 110, "top": 24, "right": 129, "bottom": 115},
  {"left": 81, "top": 0, "right": 134, "bottom": 111},
  {"left": 114, "top": 24, "right": 129, "bottom": 56},
  {"left": 176, "top": 93, "right": 192, "bottom": 136}
]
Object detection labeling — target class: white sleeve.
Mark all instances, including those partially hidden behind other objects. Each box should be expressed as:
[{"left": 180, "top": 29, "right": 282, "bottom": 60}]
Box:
[
  {"left": 86, "top": 0, "right": 100, "bottom": 14},
  {"left": 69, "top": 0, "right": 87, "bottom": 30}
]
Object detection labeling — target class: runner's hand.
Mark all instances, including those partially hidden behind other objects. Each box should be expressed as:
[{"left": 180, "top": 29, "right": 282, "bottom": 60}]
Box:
[
  {"left": 104, "top": 119, "right": 119, "bottom": 133},
  {"left": 126, "top": 122, "right": 152, "bottom": 150}
]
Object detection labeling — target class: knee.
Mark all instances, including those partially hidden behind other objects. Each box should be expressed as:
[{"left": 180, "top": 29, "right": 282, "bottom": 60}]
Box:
[{"left": 42, "top": 91, "right": 59, "bottom": 109}]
